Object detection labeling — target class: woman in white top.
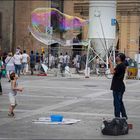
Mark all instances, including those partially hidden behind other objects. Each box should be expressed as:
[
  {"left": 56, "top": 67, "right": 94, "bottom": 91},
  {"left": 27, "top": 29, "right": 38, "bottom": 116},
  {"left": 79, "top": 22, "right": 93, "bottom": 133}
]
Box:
[
  {"left": 5, "top": 52, "right": 15, "bottom": 82},
  {"left": 22, "top": 50, "right": 29, "bottom": 75}
]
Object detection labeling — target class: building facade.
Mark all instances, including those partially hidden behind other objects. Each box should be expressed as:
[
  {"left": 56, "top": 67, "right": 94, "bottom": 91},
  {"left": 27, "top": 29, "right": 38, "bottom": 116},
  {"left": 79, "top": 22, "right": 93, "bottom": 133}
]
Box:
[
  {"left": 0, "top": 0, "right": 140, "bottom": 58},
  {"left": 0, "top": 1, "right": 13, "bottom": 53},
  {"left": 117, "top": 0, "right": 140, "bottom": 58}
]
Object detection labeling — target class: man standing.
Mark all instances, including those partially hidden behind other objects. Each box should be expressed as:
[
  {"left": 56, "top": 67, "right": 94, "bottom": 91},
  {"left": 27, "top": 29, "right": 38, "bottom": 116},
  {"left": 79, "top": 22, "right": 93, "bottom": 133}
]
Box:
[
  {"left": 109, "top": 53, "right": 128, "bottom": 119},
  {"left": 59, "top": 53, "right": 64, "bottom": 75},
  {"left": 0, "top": 57, "right": 3, "bottom": 95},
  {"left": 75, "top": 53, "right": 81, "bottom": 74},
  {"left": 64, "top": 52, "right": 70, "bottom": 67},
  {"left": 30, "top": 51, "right": 35, "bottom": 75}
]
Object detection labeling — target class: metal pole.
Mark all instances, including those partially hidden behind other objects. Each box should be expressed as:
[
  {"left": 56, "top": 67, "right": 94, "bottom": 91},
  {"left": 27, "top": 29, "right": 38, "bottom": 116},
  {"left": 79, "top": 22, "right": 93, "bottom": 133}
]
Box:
[
  {"left": 113, "top": 45, "right": 116, "bottom": 66},
  {"left": 106, "top": 40, "right": 109, "bottom": 69},
  {"left": 48, "top": 44, "right": 50, "bottom": 69},
  {"left": 85, "top": 39, "right": 91, "bottom": 77},
  {"left": 48, "top": 1, "right": 52, "bottom": 69}
]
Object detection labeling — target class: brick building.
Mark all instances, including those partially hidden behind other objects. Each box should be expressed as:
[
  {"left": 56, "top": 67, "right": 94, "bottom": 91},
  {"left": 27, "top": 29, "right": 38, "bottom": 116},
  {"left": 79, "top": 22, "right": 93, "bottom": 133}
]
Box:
[{"left": 0, "top": 0, "right": 140, "bottom": 58}]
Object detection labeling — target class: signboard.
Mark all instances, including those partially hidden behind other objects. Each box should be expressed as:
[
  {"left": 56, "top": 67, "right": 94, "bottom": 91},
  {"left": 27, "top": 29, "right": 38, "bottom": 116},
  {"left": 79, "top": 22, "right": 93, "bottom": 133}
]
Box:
[{"left": 111, "top": 19, "right": 117, "bottom": 26}]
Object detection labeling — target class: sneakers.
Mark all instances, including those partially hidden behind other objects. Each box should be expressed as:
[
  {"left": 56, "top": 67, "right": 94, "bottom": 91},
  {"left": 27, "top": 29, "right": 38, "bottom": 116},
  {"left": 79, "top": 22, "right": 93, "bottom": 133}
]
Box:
[{"left": 8, "top": 112, "right": 15, "bottom": 117}]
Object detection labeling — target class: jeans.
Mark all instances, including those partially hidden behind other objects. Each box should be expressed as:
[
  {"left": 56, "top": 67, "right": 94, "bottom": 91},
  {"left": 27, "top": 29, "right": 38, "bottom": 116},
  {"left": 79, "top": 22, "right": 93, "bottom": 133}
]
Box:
[
  {"left": 30, "top": 63, "right": 35, "bottom": 75},
  {"left": 15, "top": 64, "right": 21, "bottom": 77},
  {"left": 113, "top": 91, "right": 127, "bottom": 118}
]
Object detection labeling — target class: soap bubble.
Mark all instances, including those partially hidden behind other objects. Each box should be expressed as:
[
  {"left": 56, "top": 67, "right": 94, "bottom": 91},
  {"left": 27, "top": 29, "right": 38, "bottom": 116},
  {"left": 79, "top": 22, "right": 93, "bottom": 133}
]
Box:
[{"left": 30, "top": 8, "right": 89, "bottom": 46}]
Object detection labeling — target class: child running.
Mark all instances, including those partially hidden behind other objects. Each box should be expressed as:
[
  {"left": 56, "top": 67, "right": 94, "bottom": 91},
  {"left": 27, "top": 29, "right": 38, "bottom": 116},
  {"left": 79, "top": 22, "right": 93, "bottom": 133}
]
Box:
[{"left": 8, "top": 72, "right": 23, "bottom": 117}]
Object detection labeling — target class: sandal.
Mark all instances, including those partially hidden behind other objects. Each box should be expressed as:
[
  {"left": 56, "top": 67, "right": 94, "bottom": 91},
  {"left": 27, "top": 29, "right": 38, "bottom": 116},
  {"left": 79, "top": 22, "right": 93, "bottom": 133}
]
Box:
[{"left": 8, "top": 112, "right": 15, "bottom": 117}]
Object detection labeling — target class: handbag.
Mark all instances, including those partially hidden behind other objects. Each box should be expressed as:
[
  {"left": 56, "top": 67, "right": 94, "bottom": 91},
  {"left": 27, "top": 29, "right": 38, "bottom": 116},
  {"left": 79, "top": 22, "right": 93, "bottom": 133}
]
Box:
[{"left": 5, "top": 57, "right": 13, "bottom": 66}]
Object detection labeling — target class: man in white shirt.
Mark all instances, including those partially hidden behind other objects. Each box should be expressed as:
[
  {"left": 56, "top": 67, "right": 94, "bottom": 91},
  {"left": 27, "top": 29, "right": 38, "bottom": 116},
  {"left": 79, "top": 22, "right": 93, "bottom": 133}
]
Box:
[
  {"left": 13, "top": 52, "right": 22, "bottom": 77},
  {"left": 22, "top": 50, "right": 29, "bottom": 75},
  {"left": 59, "top": 53, "right": 64, "bottom": 64},
  {"left": 58, "top": 53, "right": 64, "bottom": 74},
  {"left": 64, "top": 52, "right": 70, "bottom": 67}
]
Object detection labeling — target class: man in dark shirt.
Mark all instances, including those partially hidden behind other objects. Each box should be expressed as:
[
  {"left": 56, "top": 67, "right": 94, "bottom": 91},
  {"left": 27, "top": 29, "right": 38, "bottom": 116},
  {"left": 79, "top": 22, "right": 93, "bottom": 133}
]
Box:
[
  {"left": 109, "top": 53, "right": 128, "bottom": 119},
  {"left": 30, "top": 51, "right": 35, "bottom": 75}
]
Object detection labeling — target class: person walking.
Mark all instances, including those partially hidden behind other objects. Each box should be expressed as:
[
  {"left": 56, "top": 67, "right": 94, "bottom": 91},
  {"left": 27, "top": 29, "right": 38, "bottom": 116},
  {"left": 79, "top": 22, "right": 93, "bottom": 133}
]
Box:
[
  {"left": 95, "top": 56, "right": 100, "bottom": 76},
  {"left": 35, "top": 52, "right": 40, "bottom": 71},
  {"left": 22, "top": 50, "right": 29, "bottom": 75},
  {"left": 30, "top": 51, "right": 35, "bottom": 75},
  {"left": 64, "top": 52, "right": 70, "bottom": 67},
  {"left": 58, "top": 53, "right": 64, "bottom": 75},
  {"left": 5, "top": 52, "right": 15, "bottom": 82},
  {"left": 0, "top": 57, "right": 4, "bottom": 95},
  {"left": 75, "top": 53, "right": 81, "bottom": 74},
  {"left": 13, "top": 52, "right": 22, "bottom": 77},
  {"left": 109, "top": 53, "right": 128, "bottom": 119}
]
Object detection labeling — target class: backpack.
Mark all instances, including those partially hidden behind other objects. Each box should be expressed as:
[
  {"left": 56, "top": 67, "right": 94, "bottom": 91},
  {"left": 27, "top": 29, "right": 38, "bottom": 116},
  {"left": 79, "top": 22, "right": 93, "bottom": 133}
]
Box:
[{"left": 101, "top": 118, "right": 129, "bottom": 136}]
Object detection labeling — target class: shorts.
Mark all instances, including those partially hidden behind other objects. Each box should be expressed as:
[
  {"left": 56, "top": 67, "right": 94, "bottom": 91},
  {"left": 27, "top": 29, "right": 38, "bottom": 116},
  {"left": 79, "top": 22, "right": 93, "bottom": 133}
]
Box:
[
  {"left": 22, "top": 63, "right": 27, "bottom": 69},
  {"left": 9, "top": 93, "right": 17, "bottom": 106}
]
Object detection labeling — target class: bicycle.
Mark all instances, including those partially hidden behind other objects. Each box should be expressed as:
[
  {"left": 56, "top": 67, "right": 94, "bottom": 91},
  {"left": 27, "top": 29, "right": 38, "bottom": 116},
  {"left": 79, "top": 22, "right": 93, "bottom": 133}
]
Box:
[{"left": 97, "top": 64, "right": 113, "bottom": 79}]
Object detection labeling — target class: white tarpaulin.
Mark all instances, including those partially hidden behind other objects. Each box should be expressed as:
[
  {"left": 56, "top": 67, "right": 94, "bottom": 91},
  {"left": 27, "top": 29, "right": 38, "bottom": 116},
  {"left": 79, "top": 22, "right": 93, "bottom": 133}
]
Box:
[
  {"left": 32, "top": 117, "right": 80, "bottom": 125},
  {"left": 41, "top": 64, "right": 48, "bottom": 74}
]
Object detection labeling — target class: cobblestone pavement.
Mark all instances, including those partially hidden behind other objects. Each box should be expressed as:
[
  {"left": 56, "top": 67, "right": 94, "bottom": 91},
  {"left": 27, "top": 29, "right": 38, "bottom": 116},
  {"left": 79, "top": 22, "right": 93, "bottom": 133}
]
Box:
[{"left": 0, "top": 75, "right": 140, "bottom": 139}]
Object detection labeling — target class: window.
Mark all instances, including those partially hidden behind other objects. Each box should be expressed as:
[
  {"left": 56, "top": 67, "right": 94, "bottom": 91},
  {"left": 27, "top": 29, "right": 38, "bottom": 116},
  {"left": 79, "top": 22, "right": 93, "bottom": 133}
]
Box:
[{"left": 51, "top": 0, "right": 63, "bottom": 12}]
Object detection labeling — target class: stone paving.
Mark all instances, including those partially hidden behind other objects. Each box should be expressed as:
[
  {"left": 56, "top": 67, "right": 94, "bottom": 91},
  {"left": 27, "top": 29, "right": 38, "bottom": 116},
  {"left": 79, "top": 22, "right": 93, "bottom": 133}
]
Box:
[{"left": 0, "top": 75, "right": 140, "bottom": 139}]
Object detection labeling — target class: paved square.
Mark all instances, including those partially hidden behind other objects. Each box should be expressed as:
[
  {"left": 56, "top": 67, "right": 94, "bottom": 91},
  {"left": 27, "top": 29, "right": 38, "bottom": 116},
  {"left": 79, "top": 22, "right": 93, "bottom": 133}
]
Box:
[{"left": 0, "top": 75, "right": 140, "bottom": 139}]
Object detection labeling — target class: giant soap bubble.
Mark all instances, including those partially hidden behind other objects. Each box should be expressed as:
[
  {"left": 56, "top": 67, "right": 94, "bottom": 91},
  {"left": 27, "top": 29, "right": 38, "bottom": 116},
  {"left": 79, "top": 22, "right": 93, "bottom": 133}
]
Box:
[{"left": 29, "top": 8, "right": 89, "bottom": 46}]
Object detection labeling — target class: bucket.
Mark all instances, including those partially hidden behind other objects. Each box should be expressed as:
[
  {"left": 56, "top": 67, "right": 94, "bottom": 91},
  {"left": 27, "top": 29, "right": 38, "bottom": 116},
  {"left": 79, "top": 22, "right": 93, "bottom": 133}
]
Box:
[{"left": 50, "top": 115, "right": 63, "bottom": 122}]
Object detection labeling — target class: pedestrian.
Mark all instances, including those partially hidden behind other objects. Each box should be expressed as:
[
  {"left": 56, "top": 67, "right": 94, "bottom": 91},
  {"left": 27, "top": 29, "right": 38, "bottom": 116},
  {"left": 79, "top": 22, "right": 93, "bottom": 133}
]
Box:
[
  {"left": 2, "top": 52, "right": 7, "bottom": 65},
  {"left": 5, "top": 52, "right": 15, "bottom": 82},
  {"left": 50, "top": 54, "right": 55, "bottom": 69},
  {"left": 13, "top": 52, "right": 22, "bottom": 77},
  {"left": 40, "top": 53, "right": 44, "bottom": 63},
  {"left": 30, "top": 51, "right": 35, "bottom": 75},
  {"left": 109, "top": 53, "right": 128, "bottom": 119},
  {"left": 35, "top": 52, "right": 40, "bottom": 71},
  {"left": 75, "top": 53, "right": 81, "bottom": 73},
  {"left": 0, "top": 57, "right": 4, "bottom": 95},
  {"left": 22, "top": 50, "right": 30, "bottom": 75},
  {"left": 54, "top": 54, "right": 58, "bottom": 68},
  {"left": 58, "top": 53, "right": 64, "bottom": 74},
  {"left": 8, "top": 72, "right": 23, "bottom": 117},
  {"left": 64, "top": 52, "right": 70, "bottom": 67},
  {"left": 81, "top": 54, "right": 86, "bottom": 70},
  {"left": 16, "top": 46, "right": 21, "bottom": 54},
  {"left": 95, "top": 56, "right": 100, "bottom": 76}
]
